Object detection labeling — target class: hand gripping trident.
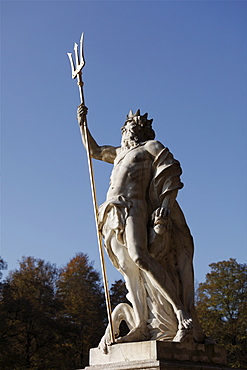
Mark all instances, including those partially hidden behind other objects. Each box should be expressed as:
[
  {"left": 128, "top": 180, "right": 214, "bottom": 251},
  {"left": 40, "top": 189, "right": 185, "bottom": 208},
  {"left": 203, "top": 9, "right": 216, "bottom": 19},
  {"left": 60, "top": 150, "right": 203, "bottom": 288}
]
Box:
[{"left": 67, "top": 33, "right": 115, "bottom": 344}]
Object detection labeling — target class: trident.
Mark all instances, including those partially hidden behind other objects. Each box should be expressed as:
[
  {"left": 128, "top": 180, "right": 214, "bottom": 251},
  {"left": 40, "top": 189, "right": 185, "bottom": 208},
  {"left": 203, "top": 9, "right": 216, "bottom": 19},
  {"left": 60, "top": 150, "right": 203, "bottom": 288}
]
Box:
[{"left": 67, "top": 33, "right": 115, "bottom": 344}]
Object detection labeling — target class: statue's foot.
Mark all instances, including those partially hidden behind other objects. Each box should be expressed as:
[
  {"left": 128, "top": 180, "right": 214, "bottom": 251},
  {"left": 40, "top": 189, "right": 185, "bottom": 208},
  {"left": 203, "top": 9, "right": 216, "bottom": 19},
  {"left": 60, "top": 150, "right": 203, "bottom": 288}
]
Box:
[
  {"left": 116, "top": 326, "right": 150, "bottom": 343},
  {"left": 176, "top": 309, "right": 193, "bottom": 330},
  {"left": 172, "top": 328, "right": 193, "bottom": 343}
]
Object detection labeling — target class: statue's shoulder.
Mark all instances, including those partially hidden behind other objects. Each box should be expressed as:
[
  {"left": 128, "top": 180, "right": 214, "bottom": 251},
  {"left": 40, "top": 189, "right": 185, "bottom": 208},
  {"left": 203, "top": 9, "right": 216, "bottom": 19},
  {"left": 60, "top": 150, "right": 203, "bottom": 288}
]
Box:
[{"left": 144, "top": 140, "right": 165, "bottom": 157}]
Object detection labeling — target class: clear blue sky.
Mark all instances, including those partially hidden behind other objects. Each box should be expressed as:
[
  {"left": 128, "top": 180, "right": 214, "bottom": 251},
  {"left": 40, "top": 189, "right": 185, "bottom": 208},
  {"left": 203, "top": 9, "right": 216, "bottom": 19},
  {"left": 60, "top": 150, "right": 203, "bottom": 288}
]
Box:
[{"left": 1, "top": 1, "right": 246, "bottom": 286}]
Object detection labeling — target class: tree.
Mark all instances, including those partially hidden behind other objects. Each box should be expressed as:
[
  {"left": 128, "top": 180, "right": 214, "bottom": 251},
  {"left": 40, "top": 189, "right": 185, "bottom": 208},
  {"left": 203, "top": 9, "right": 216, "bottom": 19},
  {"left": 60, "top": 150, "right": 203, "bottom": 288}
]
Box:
[
  {"left": 0, "top": 257, "right": 61, "bottom": 369},
  {"left": 110, "top": 279, "right": 129, "bottom": 337},
  {"left": 56, "top": 253, "right": 107, "bottom": 369},
  {"left": 0, "top": 255, "right": 139, "bottom": 369},
  {"left": 196, "top": 258, "right": 247, "bottom": 368},
  {"left": 110, "top": 279, "right": 129, "bottom": 309},
  {"left": 0, "top": 258, "right": 7, "bottom": 281}
]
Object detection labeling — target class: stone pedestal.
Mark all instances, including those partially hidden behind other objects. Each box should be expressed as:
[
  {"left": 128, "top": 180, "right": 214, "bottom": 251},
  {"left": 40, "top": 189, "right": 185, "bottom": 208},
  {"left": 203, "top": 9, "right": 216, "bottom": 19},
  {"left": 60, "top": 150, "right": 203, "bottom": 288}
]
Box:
[{"left": 82, "top": 341, "right": 229, "bottom": 370}]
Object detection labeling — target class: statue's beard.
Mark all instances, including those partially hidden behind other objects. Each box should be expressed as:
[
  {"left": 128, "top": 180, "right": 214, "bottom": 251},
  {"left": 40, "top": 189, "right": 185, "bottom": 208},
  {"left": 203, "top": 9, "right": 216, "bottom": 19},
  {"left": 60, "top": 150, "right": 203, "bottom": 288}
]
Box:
[{"left": 121, "top": 131, "right": 139, "bottom": 150}]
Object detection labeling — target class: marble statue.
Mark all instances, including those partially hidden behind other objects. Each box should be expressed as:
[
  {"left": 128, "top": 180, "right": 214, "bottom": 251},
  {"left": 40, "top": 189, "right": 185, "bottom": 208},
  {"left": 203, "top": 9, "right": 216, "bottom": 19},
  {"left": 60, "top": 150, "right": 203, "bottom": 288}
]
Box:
[{"left": 77, "top": 105, "right": 206, "bottom": 354}]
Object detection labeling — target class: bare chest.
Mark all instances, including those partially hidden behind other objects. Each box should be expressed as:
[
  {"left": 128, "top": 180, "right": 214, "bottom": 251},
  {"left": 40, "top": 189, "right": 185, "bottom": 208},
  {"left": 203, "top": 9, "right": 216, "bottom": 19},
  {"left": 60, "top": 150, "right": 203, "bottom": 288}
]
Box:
[{"left": 109, "top": 147, "right": 153, "bottom": 190}]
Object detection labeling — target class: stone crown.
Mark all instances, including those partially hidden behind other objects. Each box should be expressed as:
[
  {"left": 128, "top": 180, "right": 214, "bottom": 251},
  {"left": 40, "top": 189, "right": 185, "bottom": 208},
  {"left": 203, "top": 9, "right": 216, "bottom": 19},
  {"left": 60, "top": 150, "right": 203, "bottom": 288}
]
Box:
[{"left": 126, "top": 109, "right": 153, "bottom": 128}]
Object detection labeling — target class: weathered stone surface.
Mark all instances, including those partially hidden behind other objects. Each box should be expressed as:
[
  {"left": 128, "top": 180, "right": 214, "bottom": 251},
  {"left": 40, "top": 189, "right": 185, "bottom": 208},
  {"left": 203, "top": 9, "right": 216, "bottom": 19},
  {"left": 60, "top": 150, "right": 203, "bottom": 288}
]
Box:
[
  {"left": 81, "top": 341, "right": 228, "bottom": 370},
  {"left": 83, "top": 362, "right": 232, "bottom": 370},
  {"left": 90, "top": 341, "right": 226, "bottom": 366}
]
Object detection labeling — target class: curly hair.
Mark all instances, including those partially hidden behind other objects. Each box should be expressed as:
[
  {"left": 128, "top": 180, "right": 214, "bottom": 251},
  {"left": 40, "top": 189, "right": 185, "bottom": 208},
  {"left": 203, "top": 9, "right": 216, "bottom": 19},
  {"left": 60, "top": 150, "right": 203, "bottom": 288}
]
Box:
[{"left": 122, "top": 110, "right": 156, "bottom": 141}]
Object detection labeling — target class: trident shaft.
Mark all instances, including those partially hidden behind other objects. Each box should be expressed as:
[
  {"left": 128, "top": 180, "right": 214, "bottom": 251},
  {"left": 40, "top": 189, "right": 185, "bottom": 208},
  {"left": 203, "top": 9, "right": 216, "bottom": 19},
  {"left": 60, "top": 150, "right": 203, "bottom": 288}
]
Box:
[{"left": 67, "top": 33, "right": 115, "bottom": 344}]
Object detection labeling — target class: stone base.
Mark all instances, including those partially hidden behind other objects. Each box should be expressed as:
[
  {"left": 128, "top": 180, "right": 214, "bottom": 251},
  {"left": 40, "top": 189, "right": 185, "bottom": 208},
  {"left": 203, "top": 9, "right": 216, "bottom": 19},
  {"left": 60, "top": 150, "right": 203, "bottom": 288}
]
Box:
[
  {"left": 82, "top": 341, "right": 228, "bottom": 370},
  {"left": 84, "top": 363, "right": 231, "bottom": 370}
]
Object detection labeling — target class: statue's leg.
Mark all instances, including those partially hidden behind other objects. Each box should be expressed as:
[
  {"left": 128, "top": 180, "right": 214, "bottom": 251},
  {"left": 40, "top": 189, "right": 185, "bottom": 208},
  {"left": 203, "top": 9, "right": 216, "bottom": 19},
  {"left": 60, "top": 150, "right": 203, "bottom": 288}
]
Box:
[
  {"left": 125, "top": 209, "right": 193, "bottom": 333},
  {"left": 109, "top": 235, "right": 150, "bottom": 342},
  {"left": 176, "top": 248, "right": 206, "bottom": 342}
]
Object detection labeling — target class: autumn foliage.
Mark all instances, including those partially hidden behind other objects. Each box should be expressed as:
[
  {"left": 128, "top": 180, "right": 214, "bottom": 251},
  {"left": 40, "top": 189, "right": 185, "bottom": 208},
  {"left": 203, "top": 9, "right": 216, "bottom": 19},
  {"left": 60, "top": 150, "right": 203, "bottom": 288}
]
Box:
[
  {"left": 196, "top": 258, "right": 247, "bottom": 368},
  {"left": 1, "top": 256, "right": 246, "bottom": 369},
  {"left": 0, "top": 254, "right": 107, "bottom": 369}
]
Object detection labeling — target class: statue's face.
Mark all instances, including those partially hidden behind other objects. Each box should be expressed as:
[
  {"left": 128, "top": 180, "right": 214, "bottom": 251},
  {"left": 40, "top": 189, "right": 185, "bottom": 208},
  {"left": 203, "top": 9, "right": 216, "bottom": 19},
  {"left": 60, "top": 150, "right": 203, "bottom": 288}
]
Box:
[
  {"left": 122, "top": 120, "right": 137, "bottom": 137},
  {"left": 121, "top": 120, "right": 140, "bottom": 148}
]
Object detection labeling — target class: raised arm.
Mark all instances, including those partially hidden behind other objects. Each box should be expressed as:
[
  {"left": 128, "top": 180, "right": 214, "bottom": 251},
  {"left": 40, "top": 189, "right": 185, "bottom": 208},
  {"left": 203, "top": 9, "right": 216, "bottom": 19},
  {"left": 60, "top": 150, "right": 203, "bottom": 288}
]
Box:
[{"left": 77, "top": 104, "right": 119, "bottom": 164}]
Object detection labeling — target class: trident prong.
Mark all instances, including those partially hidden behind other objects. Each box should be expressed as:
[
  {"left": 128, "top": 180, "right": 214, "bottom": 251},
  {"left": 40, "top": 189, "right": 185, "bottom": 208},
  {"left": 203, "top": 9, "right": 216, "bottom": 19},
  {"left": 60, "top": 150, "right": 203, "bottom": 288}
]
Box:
[
  {"left": 67, "top": 33, "right": 115, "bottom": 345},
  {"left": 79, "top": 32, "right": 84, "bottom": 66},
  {"left": 67, "top": 53, "right": 75, "bottom": 77},
  {"left": 67, "top": 33, "right": 85, "bottom": 80},
  {"left": 67, "top": 33, "right": 85, "bottom": 105}
]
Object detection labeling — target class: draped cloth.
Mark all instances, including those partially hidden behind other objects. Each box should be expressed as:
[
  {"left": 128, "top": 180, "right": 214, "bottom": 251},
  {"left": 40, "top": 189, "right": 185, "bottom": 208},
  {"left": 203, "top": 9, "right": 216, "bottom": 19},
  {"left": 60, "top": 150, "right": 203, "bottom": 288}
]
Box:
[
  {"left": 98, "top": 195, "right": 132, "bottom": 270},
  {"left": 98, "top": 146, "right": 205, "bottom": 343}
]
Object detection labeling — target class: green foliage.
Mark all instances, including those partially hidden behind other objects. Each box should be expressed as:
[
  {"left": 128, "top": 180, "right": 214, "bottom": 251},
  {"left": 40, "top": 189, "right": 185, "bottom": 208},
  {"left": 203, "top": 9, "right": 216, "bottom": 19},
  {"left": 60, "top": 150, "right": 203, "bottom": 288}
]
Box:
[
  {"left": 56, "top": 253, "right": 107, "bottom": 368},
  {"left": 196, "top": 258, "right": 247, "bottom": 368},
  {"left": 0, "top": 254, "right": 108, "bottom": 369},
  {"left": 110, "top": 279, "right": 129, "bottom": 309},
  {"left": 0, "top": 258, "right": 7, "bottom": 281},
  {"left": 0, "top": 257, "right": 60, "bottom": 369},
  {"left": 110, "top": 279, "right": 130, "bottom": 337}
]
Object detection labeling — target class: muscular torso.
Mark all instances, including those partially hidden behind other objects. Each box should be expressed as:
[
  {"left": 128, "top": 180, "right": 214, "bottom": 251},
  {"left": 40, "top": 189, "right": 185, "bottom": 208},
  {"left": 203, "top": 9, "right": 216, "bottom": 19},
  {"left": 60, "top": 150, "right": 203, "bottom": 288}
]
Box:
[{"left": 106, "top": 143, "right": 155, "bottom": 201}]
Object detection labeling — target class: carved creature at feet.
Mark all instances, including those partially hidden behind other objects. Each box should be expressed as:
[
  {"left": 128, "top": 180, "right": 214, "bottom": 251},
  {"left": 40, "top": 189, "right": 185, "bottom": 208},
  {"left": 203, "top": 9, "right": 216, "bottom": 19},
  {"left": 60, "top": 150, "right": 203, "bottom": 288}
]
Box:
[
  {"left": 116, "top": 326, "right": 151, "bottom": 344},
  {"left": 98, "top": 328, "right": 119, "bottom": 355},
  {"left": 98, "top": 326, "right": 150, "bottom": 354},
  {"left": 98, "top": 337, "right": 109, "bottom": 355}
]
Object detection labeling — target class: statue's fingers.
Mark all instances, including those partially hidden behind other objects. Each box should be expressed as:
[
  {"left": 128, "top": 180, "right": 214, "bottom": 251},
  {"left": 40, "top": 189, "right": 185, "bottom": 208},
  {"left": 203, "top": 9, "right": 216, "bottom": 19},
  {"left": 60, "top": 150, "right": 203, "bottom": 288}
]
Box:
[
  {"left": 155, "top": 208, "right": 160, "bottom": 217},
  {"left": 160, "top": 207, "right": 165, "bottom": 217}
]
